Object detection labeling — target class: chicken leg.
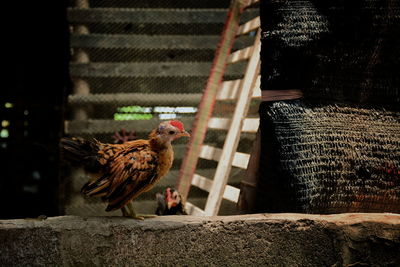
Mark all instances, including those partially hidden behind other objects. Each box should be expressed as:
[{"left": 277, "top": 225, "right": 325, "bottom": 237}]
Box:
[{"left": 121, "top": 202, "right": 157, "bottom": 220}]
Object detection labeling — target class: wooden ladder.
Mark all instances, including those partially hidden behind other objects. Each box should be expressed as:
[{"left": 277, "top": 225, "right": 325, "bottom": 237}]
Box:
[{"left": 177, "top": 0, "right": 261, "bottom": 216}]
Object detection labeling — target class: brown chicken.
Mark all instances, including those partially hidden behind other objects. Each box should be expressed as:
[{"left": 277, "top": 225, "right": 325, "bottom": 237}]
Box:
[{"left": 61, "top": 120, "right": 190, "bottom": 219}]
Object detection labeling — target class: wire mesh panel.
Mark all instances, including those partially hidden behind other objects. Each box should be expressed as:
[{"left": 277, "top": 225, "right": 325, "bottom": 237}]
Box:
[{"left": 63, "top": 0, "right": 260, "bottom": 216}]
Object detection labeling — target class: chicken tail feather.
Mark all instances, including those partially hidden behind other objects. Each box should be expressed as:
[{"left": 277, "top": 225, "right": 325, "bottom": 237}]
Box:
[{"left": 60, "top": 137, "right": 101, "bottom": 172}]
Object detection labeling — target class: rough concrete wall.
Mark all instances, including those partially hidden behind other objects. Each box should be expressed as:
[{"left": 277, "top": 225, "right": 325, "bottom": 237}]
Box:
[{"left": 0, "top": 213, "right": 399, "bottom": 266}]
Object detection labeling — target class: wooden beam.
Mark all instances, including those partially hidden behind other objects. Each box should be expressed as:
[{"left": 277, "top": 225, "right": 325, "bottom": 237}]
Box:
[
  {"left": 237, "top": 17, "right": 260, "bottom": 36},
  {"left": 68, "top": 93, "right": 202, "bottom": 106},
  {"left": 69, "top": 62, "right": 246, "bottom": 78}
]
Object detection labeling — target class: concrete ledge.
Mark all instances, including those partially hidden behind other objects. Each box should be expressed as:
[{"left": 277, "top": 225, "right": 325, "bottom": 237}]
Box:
[{"left": 1, "top": 213, "right": 399, "bottom": 266}]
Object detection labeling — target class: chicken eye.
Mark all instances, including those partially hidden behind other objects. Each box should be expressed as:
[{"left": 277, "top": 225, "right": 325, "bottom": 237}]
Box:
[{"left": 168, "top": 130, "right": 175, "bottom": 135}]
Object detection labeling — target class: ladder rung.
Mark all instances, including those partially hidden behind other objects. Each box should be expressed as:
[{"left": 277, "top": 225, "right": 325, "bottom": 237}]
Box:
[
  {"left": 185, "top": 202, "right": 205, "bottom": 216},
  {"left": 208, "top": 117, "right": 230, "bottom": 131},
  {"left": 227, "top": 46, "right": 253, "bottom": 64},
  {"left": 232, "top": 151, "right": 250, "bottom": 169},
  {"left": 208, "top": 118, "right": 259, "bottom": 133},
  {"left": 223, "top": 185, "right": 240, "bottom": 202},
  {"left": 237, "top": 17, "right": 260, "bottom": 36},
  {"left": 191, "top": 173, "right": 213, "bottom": 191},
  {"left": 191, "top": 174, "right": 240, "bottom": 203},
  {"left": 199, "top": 145, "right": 221, "bottom": 162},
  {"left": 242, "top": 118, "right": 259, "bottom": 132},
  {"left": 217, "top": 75, "right": 261, "bottom": 100},
  {"left": 199, "top": 145, "right": 250, "bottom": 169}
]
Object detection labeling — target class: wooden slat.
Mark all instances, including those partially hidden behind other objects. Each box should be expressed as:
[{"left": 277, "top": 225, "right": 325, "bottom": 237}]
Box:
[
  {"left": 185, "top": 202, "right": 205, "bottom": 216},
  {"left": 204, "top": 30, "right": 261, "bottom": 216},
  {"left": 68, "top": 8, "right": 228, "bottom": 24},
  {"left": 65, "top": 117, "right": 195, "bottom": 135},
  {"left": 199, "top": 145, "right": 221, "bottom": 162},
  {"left": 199, "top": 145, "right": 250, "bottom": 169},
  {"left": 227, "top": 46, "right": 253, "bottom": 64},
  {"left": 242, "top": 118, "right": 259, "bottom": 132},
  {"left": 208, "top": 117, "right": 259, "bottom": 133},
  {"left": 231, "top": 151, "right": 250, "bottom": 169},
  {"left": 68, "top": 8, "right": 258, "bottom": 25},
  {"left": 191, "top": 174, "right": 240, "bottom": 203},
  {"left": 216, "top": 75, "right": 261, "bottom": 100},
  {"left": 237, "top": 17, "right": 260, "bottom": 36},
  {"left": 191, "top": 173, "right": 213, "bottom": 192},
  {"left": 69, "top": 93, "right": 202, "bottom": 106},
  {"left": 70, "top": 34, "right": 221, "bottom": 50},
  {"left": 70, "top": 62, "right": 246, "bottom": 78},
  {"left": 223, "top": 185, "right": 240, "bottom": 202}
]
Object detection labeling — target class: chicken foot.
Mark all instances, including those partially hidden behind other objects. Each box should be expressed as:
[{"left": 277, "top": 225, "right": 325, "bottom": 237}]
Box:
[{"left": 121, "top": 202, "right": 157, "bottom": 220}]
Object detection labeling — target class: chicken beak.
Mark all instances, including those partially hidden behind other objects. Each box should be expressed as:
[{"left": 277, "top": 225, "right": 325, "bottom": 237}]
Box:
[
  {"left": 167, "top": 200, "right": 174, "bottom": 209},
  {"left": 180, "top": 130, "right": 190, "bottom": 137}
]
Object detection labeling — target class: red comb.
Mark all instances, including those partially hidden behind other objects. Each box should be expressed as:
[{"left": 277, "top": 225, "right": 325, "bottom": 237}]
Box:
[{"left": 169, "top": 120, "right": 184, "bottom": 131}]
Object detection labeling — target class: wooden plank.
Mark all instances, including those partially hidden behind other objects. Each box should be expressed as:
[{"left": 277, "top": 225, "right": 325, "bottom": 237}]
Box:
[
  {"left": 185, "top": 202, "right": 205, "bottom": 216},
  {"left": 69, "top": 93, "right": 202, "bottom": 106},
  {"left": 208, "top": 117, "right": 259, "bottom": 133},
  {"left": 237, "top": 17, "right": 260, "bottom": 36},
  {"left": 68, "top": 8, "right": 258, "bottom": 25},
  {"left": 216, "top": 75, "right": 261, "bottom": 100},
  {"left": 70, "top": 34, "right": 221, "bottom": 49},
  {"left": 198, "top": 145, "right": 250, "bottom": 169},
  {"left": 191, "top": 174, "right": 240, "bottom": 202},
  {"left": 69, "top": 62, "right": 246, "bottom": 78},
  {"left": 204, "top": 30, "right": 261, "bottom": 216},
  {"left": 68, "top": 8, "right": 229, "bottom": 24},
  {"left": 65, "top": 117, "right": 195, "bottom": 135},
  {"left": 227, "top": 46, "right": 253, "bottom": 64}
]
